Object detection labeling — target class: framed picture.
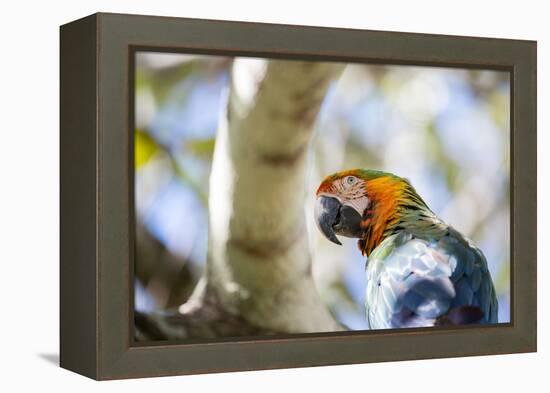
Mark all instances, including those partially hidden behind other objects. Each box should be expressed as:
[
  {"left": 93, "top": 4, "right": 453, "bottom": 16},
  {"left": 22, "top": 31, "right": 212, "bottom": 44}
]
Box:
[{"left": 60, "top": 13, "right": 536, "bottom": 380}]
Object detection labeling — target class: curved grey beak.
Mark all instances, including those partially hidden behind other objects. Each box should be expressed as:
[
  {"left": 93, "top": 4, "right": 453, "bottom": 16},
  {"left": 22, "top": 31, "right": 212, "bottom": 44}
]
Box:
[
  {"left": 315, "top": 195, "right": 364, "bottom": 246},
  {"left": 314, "top": 196, "right": 342, "bottom": 245}
]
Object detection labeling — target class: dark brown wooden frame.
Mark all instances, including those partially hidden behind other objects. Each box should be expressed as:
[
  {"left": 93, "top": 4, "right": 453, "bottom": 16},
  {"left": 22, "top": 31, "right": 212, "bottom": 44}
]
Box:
[{"left": 60, "top": 12, "right": 537, "bottom": 380}]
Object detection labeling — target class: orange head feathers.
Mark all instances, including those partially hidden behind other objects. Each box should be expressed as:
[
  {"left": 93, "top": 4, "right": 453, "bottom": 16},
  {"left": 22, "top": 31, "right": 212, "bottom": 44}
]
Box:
[{"left": 314, "top": 169, "right": 435, "bottom": 256}]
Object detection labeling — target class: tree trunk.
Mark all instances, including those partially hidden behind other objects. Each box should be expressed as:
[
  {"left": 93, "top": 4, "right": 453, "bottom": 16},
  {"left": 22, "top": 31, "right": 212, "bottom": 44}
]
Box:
[{"left": 136, "top": 58, "right": 345, "bottom": 340}]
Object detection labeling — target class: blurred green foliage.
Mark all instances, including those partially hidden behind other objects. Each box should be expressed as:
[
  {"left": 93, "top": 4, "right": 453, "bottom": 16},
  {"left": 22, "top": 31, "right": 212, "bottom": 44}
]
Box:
[{"left": 135, "top": 129, "right": 158, "bottom": 168}]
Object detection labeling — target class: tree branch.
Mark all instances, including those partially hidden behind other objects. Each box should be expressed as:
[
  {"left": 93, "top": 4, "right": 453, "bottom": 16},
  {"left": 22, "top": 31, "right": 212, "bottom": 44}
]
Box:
[{"left": 206, "top": 59, "right": 345, "bottom": 333}]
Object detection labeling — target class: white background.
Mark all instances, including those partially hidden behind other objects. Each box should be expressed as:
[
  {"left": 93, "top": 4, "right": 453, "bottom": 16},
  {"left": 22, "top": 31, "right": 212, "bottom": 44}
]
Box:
[{"left": 0, "top": 1, "right": 546, "bottom": 391}]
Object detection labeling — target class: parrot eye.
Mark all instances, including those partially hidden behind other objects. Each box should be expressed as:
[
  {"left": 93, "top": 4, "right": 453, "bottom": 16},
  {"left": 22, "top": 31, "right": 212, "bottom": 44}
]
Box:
[{"left": 345, "top": 176, "right": 356, "bottom": 186}]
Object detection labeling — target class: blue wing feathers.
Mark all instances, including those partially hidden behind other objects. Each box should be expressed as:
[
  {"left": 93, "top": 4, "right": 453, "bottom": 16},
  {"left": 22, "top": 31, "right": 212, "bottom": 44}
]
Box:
[
  {"left": 470, "top": 266, "right": 482, "bottom": 292},
  {"left": 415, "top": 298, "right": 450, "bottom": 319},
  {"left": 365, "top": 229, "right": 498, "bottom": 329},
  {"left": 452, "top": 277, "right": 474, "bottom": 306}
]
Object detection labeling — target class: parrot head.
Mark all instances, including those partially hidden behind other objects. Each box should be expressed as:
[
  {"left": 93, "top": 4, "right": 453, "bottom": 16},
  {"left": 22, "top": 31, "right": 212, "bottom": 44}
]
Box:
[{"left": 314, "top": 169, "right": 431, "bottom": 256}]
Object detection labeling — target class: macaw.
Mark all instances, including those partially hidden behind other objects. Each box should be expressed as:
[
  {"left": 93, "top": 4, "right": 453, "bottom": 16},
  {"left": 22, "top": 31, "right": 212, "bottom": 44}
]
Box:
[{"left": 314, "top": 169, "right": 498, "bottom": 329}]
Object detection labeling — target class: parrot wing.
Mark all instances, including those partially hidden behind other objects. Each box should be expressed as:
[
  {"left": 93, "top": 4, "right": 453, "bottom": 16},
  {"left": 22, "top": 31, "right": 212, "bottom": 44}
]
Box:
[{"left": 365, "top": 229, "right": 498, "bottom": 329}]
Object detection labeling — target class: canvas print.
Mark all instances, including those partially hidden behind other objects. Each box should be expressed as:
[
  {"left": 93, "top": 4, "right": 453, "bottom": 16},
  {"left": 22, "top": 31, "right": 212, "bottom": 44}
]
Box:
[{"left": 133, "top": 52, "right": 510, "bottom": 341}]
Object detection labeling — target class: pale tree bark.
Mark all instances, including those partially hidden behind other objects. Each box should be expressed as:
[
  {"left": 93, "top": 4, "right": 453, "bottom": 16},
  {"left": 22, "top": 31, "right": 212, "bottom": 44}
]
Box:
[{"left": 136, "top": 58, "right": 345, "bottom": 340}]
